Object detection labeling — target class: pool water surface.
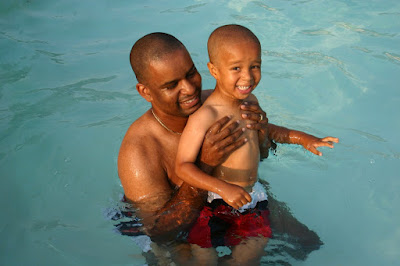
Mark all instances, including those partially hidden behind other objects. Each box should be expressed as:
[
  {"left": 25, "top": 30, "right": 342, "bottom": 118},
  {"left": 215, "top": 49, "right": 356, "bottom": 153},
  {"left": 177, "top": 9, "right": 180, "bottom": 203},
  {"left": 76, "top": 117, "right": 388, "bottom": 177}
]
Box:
[{"left": 1, "top": 0, "right": 399, "bottom": 265}]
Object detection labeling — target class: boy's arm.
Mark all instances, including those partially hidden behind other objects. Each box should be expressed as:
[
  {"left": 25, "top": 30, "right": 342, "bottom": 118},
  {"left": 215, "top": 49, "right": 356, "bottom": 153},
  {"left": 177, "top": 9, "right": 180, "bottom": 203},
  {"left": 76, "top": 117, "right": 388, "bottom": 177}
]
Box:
[
  {"left": 240, "top": 101, "right": 339, "bottom": 157},
  {"left": 175, "top": 109, "right": 252, "bottom": 209},
  {"left": 267, "top": 124, "right": 339, "bottom": 156}
]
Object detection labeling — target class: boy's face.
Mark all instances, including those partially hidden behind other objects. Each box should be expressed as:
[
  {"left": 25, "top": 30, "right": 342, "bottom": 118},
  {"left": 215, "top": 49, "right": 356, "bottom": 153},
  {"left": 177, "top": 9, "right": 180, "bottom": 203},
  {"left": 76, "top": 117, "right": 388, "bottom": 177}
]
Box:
[{"left": 210, "top": 40, "right": 261, "bottom": 100}]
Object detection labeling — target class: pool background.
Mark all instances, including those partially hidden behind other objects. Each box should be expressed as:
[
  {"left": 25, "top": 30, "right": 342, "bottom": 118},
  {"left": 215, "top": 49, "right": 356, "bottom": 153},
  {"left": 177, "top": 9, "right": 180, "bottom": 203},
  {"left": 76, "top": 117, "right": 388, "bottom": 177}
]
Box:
[{"left": 1, "top": 0, "right": 399, "bottom": 265}]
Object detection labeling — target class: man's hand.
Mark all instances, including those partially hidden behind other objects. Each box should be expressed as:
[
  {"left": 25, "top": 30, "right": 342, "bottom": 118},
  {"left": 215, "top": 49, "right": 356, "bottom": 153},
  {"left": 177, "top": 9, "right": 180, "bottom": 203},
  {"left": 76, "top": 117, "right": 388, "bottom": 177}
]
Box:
[
  {"left": 198, "top": 116, "right": 247, "bottom": 173},
  {"left": 240, "top": 101, "right": 273, "bottom": 158},
  {"left": 240, "top": 101, "right": 268, "bottom": 139}
]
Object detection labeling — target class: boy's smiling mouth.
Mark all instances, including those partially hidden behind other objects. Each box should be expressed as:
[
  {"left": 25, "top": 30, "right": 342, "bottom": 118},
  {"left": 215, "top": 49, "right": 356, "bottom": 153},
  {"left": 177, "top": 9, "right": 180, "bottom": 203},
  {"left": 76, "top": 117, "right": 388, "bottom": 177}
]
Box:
[{"left": 236, "top": 85, "right": 253, "bottom": 94}]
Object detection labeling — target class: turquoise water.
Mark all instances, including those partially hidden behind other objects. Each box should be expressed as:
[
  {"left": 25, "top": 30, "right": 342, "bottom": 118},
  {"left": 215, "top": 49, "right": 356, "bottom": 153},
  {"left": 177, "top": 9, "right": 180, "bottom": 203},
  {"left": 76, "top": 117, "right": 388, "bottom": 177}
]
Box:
[{"left": 1, "top": 0, "right": 399, "bottom": 265}]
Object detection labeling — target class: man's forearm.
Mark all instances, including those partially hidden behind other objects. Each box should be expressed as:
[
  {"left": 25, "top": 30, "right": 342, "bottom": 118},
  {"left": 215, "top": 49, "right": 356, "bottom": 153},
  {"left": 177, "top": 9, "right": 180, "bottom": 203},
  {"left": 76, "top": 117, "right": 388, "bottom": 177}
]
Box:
[
  {"left": 147, "top": 161, "right": 213, "bottom": 241},
  {"left": 147, "top": 182, "right": 207, "bottom": 242}
]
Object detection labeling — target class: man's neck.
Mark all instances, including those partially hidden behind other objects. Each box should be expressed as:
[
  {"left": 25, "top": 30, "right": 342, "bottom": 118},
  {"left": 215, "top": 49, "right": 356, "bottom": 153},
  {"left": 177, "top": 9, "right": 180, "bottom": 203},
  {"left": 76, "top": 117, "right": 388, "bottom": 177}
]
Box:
[{"left": 150, "top": 108, "right": 188, "bottom": 135}]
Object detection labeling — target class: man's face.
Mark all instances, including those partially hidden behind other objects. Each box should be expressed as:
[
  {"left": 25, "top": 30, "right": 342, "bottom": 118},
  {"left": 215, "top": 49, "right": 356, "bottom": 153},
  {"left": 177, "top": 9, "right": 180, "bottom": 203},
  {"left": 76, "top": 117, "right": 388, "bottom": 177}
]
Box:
[{"left": 144, "top": 48, "right": 202, "bottom": 117}]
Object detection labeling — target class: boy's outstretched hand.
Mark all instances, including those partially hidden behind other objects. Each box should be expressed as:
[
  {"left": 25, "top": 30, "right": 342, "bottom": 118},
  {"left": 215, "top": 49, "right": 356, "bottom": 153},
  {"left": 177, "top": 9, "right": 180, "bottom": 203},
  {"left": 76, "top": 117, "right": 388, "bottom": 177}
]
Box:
[{"left": 296, "top": 134, "right": 339, "bottom": 156}]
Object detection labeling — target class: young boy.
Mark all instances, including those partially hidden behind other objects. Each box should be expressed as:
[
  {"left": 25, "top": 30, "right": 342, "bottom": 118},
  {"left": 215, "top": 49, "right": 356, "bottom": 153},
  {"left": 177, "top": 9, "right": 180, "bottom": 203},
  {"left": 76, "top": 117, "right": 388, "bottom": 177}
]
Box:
[{"left": 175, "top": 24, "right": 271, "bottom": 265}]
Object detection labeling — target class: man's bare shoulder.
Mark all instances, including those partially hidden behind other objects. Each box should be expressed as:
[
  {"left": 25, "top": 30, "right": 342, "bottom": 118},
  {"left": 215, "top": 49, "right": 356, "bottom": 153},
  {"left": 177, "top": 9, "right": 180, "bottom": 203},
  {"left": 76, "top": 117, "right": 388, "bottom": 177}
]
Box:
[
  {"left": 118, "top": 110, "right": 171, "bottom": 202},
  {"left": 120, "top": 113, "right": 160, "bottom": 157}
]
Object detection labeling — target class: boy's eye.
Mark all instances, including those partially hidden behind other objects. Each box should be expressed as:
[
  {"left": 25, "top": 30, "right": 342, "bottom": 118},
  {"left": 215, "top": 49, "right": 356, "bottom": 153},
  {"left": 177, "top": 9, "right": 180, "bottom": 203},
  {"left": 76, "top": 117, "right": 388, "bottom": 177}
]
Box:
[
  {"left": 232, "top": 67, "right": 240, "bottom": 71},
  {"left": 252, "top": 65, "right": 261, "bottom": 69}
]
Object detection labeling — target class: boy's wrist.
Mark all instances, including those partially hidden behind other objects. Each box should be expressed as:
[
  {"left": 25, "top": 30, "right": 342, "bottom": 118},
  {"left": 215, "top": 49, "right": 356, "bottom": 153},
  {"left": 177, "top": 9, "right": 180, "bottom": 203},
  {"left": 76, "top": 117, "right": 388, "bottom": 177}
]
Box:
[{"left": 289, "top": 130, "right": 317, "bottom": 146}]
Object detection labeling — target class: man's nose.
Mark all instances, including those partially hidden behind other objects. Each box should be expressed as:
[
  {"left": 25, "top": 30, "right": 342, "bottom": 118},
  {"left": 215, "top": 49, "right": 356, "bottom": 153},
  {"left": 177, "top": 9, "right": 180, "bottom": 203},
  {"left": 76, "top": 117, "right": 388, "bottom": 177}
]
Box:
[{"left": 180, "top": 79, "right": 196, "bottom": 94}]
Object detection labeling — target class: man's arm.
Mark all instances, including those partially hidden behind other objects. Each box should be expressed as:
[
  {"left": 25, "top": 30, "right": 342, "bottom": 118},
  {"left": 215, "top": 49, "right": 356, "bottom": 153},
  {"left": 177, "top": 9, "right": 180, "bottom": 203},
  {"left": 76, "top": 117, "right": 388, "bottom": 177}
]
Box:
[{"left": 119, "top": 139, "right": 210, "bottom": 242}]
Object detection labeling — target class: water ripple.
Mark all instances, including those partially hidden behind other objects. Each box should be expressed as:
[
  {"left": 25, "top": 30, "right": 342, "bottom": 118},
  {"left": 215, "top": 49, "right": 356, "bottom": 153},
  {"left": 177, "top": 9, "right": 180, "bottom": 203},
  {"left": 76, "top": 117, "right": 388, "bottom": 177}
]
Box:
[
  {"left": 336, "top": 22, "right": 397, "bottom": 38},
  {"left": 300, "top": 29, "right": 335, "bottom": 36},
  {"left": 0, "top": 64, "right": 31, "bottom": 85},
  {"left": 0, "top": 31, "right": 48, "bottom": 45},
  {"left": 36, "top": 49, "right": 65, "bottom": 64},
  {"left": 160, "top": 3, "right": 207, "bottom": 14}
]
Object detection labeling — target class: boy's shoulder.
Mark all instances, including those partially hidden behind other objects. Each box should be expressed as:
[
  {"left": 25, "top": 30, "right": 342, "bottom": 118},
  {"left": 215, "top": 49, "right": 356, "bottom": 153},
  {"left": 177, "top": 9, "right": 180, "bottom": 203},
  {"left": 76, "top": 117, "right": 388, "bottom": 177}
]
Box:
[{"left": 191, "top": 102, "right": 218, "bottom": 121}]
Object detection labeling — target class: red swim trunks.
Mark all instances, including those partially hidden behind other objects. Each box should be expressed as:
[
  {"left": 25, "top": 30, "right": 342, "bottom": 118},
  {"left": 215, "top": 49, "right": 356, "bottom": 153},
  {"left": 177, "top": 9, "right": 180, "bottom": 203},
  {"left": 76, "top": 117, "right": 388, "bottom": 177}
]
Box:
[{"left": 188, "top": 199, "right": 272, "bottom": 248}]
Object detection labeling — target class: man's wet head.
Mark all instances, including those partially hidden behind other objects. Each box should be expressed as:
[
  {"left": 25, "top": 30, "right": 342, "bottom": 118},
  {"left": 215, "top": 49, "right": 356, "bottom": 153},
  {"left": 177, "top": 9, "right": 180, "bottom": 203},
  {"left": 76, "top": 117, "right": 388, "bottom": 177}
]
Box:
[{"left": 130, "top": 33, "right": 202, "bottom": 117}]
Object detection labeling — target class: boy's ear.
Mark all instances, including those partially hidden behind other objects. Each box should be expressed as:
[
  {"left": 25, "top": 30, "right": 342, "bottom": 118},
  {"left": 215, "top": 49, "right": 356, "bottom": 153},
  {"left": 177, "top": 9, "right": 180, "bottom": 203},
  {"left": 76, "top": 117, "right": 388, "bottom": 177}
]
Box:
[
  {"left": 136, "top": 83, "right": 153, "bottom": 102},
  {"left": 207, "top": 62, "right": 218, "bottom": 79}
]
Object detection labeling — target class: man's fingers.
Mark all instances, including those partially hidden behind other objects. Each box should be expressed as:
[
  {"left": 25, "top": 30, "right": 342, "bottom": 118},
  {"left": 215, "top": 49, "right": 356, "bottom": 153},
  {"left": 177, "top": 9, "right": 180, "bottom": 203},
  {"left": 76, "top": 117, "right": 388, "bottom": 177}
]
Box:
[
  {"left": 242, "top": 111, "right": 267, "bottom": 123},
  {"left": 207, "top": 118, "right": 240, "bottom": 143},
  {"left": 219, "top": 135, "right": 247, "bottom": 155},
  {"left": 214, "top": 122, "right": 242, "bottom": 143},
  {"left": 240, "top": 101, "right": 259, "bottom": 111},
  {"left": 206, "top": 116, "right": 232, "bottom": 136}
]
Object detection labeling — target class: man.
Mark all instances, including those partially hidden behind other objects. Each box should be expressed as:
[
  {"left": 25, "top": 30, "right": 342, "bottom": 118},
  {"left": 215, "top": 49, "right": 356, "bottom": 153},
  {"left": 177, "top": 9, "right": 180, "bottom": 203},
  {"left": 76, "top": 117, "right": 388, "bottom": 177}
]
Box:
[{"left": 117, "top": 32, "right": 338, "bottom": 263}]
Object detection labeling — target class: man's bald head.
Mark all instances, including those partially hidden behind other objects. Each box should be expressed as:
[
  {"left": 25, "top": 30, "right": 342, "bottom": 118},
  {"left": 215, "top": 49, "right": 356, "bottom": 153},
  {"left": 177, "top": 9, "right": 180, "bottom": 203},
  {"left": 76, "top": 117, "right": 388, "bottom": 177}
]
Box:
[
  {"left": 207, "top": 24, "right": 261, "bottom": 66},
  {"left": 130, "top": 33, "right": 186, "bottom": 84}
]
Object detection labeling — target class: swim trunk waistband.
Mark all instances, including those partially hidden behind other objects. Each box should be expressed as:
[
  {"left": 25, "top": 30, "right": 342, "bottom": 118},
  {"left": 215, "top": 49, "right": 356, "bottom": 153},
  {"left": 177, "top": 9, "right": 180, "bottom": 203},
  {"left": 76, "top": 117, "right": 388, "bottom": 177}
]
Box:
[{"left": 207, "top": 181, "right": 268, "bottom": 212}]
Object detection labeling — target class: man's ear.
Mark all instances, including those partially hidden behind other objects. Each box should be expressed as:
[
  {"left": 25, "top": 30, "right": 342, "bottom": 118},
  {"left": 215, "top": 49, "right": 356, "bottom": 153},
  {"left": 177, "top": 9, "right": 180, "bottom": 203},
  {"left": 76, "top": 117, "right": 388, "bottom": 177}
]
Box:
[
  {"left": 136, "top": 83, "right": 153, "bottom": 102},
  {"left": 207, "top": 62, "right": 218, "bottom": 79}
]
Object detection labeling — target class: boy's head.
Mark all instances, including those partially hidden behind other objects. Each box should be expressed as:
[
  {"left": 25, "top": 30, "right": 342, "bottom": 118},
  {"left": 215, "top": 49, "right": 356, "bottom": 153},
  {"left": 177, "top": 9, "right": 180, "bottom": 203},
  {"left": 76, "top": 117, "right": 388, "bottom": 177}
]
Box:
[{"left": 207, "top": 25, "right": 262, "bottom": 99}]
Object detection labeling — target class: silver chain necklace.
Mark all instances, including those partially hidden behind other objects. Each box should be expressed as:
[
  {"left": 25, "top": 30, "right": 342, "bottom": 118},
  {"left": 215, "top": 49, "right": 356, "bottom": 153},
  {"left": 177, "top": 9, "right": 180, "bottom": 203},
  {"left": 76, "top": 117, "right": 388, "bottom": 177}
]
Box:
[{"left": 151, "top": 109, "right": 182, "bottom": 135}]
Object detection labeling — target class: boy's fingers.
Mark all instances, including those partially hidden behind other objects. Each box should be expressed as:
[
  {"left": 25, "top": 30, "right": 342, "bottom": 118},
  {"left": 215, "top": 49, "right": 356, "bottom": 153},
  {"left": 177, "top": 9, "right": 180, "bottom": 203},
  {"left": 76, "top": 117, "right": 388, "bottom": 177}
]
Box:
[
  {"left": 312, "top": 147, "right": 322, "bottom": 156},
  {"left": 321, "top": 136, "right": 339, "bottom": 143},
  {"left": 244, "top": 192, "right": 252, "bottom": 203}
]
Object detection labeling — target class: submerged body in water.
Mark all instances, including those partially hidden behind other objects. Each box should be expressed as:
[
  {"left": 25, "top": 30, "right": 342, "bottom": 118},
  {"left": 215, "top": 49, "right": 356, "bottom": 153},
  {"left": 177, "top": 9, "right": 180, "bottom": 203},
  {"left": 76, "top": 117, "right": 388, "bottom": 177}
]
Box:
[{"left": 111, "top": 180, "right": 323, "bottom": 265}]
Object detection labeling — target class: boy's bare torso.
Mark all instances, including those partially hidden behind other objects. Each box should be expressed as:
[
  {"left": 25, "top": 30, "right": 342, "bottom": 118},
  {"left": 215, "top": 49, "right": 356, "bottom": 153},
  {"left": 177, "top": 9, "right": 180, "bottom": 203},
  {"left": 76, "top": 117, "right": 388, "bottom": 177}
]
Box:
[{"left": 202, "top": 94, "right": 260, "bottom": 191}]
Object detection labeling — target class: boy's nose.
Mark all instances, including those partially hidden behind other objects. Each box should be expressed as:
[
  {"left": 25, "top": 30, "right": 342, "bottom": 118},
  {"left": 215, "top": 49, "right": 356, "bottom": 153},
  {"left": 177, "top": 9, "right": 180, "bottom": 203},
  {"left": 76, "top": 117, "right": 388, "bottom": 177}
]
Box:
[{"left": 241, "top": 69, "right": 253, "bottom": 81}]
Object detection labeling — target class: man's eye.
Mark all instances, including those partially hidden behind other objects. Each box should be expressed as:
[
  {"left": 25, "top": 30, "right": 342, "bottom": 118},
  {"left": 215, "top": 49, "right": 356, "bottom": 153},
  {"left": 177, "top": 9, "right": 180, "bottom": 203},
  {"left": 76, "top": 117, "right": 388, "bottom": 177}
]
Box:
[
  {"left": 187, "top": 68, "right": 198, "bottom": 78},
  {"left": 187, "top": 71, "right": 196, "bottom": 78},
  {"left": 166, "top": 82, "right": 178, "bottom": 90}
]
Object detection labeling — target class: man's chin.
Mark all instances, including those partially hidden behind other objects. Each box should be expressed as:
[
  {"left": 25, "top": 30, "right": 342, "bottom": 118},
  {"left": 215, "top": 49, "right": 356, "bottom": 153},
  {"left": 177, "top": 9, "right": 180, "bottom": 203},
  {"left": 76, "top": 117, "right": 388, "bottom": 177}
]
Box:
[{"left": 180, "top": 100, "right": 202, "bottom": 116}]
